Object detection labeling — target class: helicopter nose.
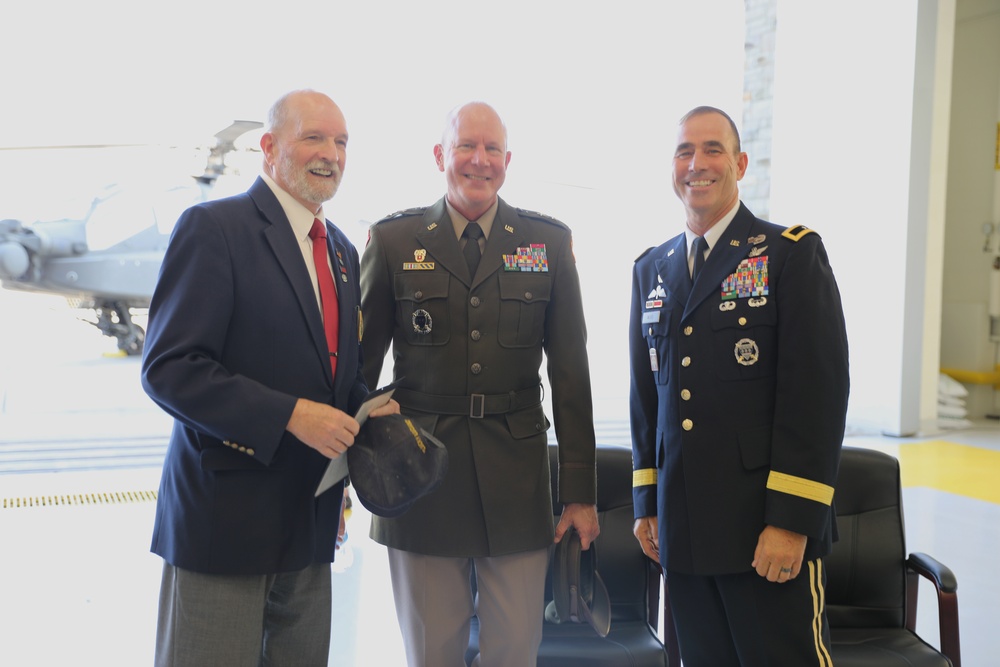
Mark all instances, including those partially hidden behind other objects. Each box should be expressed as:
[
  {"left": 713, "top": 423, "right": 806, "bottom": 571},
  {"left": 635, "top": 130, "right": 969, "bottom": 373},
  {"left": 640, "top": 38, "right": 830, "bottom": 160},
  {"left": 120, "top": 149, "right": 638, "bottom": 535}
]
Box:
[{"left": 0, "top": 241, "right": 30, "bottom": 279}]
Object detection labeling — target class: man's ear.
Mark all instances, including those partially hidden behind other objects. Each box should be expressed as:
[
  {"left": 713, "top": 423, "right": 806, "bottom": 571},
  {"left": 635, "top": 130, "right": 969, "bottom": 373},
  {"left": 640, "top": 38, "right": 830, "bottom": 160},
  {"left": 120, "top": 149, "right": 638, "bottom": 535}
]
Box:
[{"left": 433, "top": 144, "right": 445, "bottom": 172}]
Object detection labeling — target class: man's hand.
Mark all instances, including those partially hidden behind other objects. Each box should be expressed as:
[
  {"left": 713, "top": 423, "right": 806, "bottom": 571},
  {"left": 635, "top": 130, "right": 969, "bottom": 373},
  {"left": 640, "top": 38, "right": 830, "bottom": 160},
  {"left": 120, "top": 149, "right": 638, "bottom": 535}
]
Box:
[
  {"left": 752, "top": 525, "right": 807, "bottom": 583},
  {"left": 554, "top": 503, "right": 600, "bottom": 550},
  {"left": 286, "top": 398, "right": 360, "bottom": 459},
  {"left": 367, "top": 398, "right": 401, "bottom": 418},
  {"left": 633, "top": 516, "right": 660, "bottom": 564}
]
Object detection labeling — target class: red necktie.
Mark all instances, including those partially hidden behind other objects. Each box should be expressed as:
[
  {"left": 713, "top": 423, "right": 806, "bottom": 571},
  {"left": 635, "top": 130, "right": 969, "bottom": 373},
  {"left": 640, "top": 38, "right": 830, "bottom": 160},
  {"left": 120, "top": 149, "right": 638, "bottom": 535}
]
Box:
[{"left": 309, "top": 218, "right": 339, "bottom": 378}]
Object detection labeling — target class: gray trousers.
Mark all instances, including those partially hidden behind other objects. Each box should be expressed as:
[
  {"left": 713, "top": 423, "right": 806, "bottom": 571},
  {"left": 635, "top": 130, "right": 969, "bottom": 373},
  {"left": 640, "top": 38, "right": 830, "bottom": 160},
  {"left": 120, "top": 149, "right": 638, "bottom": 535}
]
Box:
[
  {"left": 155, "top": 561, "right": 332, "bottom": 667},
  {"left": 387, "top": 547, "right": 549, "bottom": 667}
]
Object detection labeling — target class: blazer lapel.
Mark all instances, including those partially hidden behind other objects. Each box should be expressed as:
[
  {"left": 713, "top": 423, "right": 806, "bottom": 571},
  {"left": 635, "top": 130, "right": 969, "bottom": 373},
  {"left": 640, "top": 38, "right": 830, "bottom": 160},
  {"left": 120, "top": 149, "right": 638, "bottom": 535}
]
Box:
[
  {"left": 475, "top": 200, "right": 525, "bottom": 288},
  {"left": 682, "top": 205, "right": 756, "bottom": 321},
  {"left": 653, "top": 236, "right": 691, "bottom": 309},
  {"left": 330, "top": 231, "right": 356, "bottom": 392},
  {"left": 416, "top": 199, "right": 469, "bottom": 285},
  {"left": 251, "top": 178, "right": 334, "bottom": 386}
]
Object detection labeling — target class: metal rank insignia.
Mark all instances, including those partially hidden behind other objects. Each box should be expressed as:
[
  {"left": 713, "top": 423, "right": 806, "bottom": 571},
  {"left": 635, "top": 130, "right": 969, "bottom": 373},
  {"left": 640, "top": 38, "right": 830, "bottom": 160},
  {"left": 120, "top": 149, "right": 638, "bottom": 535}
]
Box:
[
  {"left": 504, "top": 244, "right": 548, "bottom": 272},
  {"left": 403, "top": 248, "right": 435, "bottom": 271},
  {"left": 735, "top": 337, "right": 759, "bottom": 366},
  {"left": 721, "top": 256, "right": 769, "bottom": 301}
]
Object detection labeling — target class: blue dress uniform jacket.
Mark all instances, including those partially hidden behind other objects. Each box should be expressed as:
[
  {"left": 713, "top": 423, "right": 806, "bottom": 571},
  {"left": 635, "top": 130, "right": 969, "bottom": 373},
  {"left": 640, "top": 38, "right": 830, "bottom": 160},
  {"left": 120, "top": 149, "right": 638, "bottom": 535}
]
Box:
[
  {"left": 360, "top": 196, "right": 597, "bottom": 557},
  {"left": 629, "top": 203, "right": 849, "bottom": 575},
  {"left": 142, "top": 177, "right": 369, "bottom": 575}
]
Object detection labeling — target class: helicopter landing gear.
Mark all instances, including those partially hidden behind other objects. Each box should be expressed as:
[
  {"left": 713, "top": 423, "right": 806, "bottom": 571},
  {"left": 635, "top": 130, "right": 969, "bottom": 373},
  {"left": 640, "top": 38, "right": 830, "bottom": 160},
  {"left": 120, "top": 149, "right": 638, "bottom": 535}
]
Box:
[{"left": 94, "top": 301, "right": 145, "bottom": 356}]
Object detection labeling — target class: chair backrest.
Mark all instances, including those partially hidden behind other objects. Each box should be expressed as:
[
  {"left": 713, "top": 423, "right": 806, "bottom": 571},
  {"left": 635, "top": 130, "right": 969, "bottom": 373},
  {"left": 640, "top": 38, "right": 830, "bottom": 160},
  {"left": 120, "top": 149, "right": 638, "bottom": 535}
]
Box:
[
  {"left": 546, "top": 444, "right": 656, "bottom": 624},
  {"left": 825, "top": 446, "right": 907, "bottom": 629}
]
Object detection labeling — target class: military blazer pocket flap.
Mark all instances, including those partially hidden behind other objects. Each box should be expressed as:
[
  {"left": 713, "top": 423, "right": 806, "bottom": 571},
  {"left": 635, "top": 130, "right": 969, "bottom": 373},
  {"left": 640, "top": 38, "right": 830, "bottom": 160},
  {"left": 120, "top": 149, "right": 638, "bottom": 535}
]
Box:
[
  {"left": 505, "top": 405, "right": 550, "bottom": 440},
  {"left": 201, "top": 446, "right": 267, "bottom": 471},
  {"left": 710, "top": 299, "right": 777, "bottom": 330},
  {"left": 737, "top": 426, "right": 772, "bottom": 471},
  {"left": 499, "top": 274, "right": 552, "bottom": 303},
  {"left": 394, "top": 272, "right": 450, "bottom": 302},
  {"left": 643, "top": 312, "right": 672, "bottom": 338}
]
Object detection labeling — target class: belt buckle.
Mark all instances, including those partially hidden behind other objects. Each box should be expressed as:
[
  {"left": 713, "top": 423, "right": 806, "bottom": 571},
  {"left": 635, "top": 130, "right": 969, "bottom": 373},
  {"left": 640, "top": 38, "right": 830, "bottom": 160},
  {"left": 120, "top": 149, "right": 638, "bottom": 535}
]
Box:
[{"left": 470, "top": 394, "right": 485, "bottom": 419}]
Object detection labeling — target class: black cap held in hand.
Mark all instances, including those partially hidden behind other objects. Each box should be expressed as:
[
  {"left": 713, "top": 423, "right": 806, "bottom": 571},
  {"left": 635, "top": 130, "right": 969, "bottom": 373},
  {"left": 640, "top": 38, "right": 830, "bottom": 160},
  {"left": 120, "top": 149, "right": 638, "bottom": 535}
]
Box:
[
  {"left": 544, "top": 526, "right": 611, "bottom": 637},
  {"left": 347, "top": 414, "right": 449, "bottom": 518}
]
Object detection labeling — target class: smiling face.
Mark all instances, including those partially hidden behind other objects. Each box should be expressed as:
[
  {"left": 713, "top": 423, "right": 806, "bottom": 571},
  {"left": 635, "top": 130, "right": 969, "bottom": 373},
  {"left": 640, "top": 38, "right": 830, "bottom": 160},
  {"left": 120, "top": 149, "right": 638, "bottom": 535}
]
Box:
[
  {"left": 434, "top": 103, "right": 511, "bottom": 221},
  {"left": 672, "top": 109, "right": 748, "bottom": 233},
  {"left": 261, "top": 91, "right": 348, "bottom": 213}
]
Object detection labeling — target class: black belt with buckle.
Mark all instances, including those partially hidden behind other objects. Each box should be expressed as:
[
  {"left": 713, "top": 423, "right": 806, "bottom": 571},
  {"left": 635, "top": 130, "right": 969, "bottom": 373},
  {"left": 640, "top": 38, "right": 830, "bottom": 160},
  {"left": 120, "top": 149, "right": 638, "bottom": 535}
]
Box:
[{"left": 393, "top": 385, "right": 543, "bottom": 419}]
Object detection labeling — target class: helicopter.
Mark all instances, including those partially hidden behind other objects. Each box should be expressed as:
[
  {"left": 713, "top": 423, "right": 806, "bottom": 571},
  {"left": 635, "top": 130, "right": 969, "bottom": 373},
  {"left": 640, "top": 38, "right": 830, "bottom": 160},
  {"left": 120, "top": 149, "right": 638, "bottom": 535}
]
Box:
[{"left": 0, "top": 120, "right": 263, "bottom": 356}]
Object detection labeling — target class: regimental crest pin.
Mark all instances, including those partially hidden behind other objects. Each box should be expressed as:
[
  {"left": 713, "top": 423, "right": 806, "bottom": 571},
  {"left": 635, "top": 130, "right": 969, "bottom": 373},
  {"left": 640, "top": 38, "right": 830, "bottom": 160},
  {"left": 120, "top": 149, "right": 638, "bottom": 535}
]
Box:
[{"left": 404, "top": 247, "right": 434, "bottom": 270}]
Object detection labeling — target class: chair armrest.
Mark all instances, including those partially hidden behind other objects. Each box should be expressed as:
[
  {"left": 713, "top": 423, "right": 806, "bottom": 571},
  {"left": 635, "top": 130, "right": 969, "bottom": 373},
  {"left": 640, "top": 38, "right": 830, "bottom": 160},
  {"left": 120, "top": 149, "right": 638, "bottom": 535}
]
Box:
[
  {"left": 905, "top": 552, "right": 961, "bottom": 667},
  {"left": 908, "top": 552, "right": 957, "bottom": 593}
]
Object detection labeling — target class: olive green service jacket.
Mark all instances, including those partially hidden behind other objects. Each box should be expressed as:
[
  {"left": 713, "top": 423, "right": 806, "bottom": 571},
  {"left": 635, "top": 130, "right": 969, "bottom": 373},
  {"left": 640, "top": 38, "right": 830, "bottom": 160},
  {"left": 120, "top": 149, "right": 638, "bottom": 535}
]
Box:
[{"left": 360, "top": 197, "right": 597, "bottom": 557}]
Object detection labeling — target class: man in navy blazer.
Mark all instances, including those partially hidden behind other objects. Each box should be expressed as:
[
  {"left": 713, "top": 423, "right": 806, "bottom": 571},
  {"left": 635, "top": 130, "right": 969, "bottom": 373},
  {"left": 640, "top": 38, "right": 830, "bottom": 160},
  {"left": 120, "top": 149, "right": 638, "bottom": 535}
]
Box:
[
  {"left": 142, "top": 89, "right": 397, "bottom": 666},
  {"left": 630, "top": 107, "right": 849, "bottom": 666}
]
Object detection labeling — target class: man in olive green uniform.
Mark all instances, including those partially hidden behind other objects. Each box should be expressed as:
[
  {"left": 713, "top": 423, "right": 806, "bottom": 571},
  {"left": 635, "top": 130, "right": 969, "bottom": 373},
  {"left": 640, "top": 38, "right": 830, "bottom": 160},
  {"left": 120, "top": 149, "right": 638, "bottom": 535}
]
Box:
[{"left": 360, "top": 102, "right": 599, "bottom": 667}]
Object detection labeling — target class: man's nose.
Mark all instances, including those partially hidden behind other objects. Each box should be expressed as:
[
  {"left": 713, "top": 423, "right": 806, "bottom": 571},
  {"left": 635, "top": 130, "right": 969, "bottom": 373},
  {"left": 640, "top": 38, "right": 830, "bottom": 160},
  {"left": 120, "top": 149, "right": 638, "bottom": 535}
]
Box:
[
  {"left": 321, "top": 139, "right": 343, "bottom": 165},
  {"left": 471, "top": 146, "right": 489, "bottom": 166}
]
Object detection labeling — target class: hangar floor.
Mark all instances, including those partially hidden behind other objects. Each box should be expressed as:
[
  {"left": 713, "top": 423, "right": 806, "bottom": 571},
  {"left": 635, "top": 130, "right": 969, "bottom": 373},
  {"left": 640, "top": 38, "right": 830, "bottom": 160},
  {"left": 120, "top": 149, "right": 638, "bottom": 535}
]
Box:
[
  {"left": 2, "top": 419, "right": 997, "bottom": 665},
  {"left": 0, "top": 295, "right": 997, "bottom": 665}
]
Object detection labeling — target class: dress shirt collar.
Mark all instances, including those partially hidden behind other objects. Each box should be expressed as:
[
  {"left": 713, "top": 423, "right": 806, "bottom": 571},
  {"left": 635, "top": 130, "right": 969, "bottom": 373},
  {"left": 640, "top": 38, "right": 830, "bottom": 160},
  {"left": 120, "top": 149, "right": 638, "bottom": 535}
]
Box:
[
  {"left": 684, "top": 200, "right": 740, "bottom": 258},
  {"left": 445, "top": 198, "right": 498, "bottom": 241},
  {"left": 261, "top": 172, "right": 326, "bottom": 241}
]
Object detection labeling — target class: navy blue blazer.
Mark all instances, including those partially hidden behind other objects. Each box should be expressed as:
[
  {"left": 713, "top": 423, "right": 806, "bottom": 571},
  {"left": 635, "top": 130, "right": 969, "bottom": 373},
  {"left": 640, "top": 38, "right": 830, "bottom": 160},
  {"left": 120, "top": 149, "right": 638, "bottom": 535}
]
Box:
[
  {"left": 629, "top": 203, "right": 850, "bottom": 575},
  {"left": 142, "top": 177, "right": 369, "bottom": 575}
]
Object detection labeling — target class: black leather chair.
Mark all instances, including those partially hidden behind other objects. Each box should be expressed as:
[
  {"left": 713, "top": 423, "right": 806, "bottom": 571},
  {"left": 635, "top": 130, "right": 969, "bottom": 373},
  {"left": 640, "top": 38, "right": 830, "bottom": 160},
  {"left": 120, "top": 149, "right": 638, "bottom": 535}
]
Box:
[
  {"left": 466, "top": 443, "right": 668, "bottom": 666},
  {"left": 826, "top": 446, "right": 961, "bottom": 666},
  {"left": 658, "top": 445, "right": 961, "bottom": 666}
]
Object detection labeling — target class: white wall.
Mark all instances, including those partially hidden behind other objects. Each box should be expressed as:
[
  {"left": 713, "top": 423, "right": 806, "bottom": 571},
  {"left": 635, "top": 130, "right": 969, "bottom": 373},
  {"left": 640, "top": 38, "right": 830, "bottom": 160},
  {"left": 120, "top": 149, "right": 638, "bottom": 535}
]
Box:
[{"left": 771, "top": 0, "right": 917, "bottom": 434}]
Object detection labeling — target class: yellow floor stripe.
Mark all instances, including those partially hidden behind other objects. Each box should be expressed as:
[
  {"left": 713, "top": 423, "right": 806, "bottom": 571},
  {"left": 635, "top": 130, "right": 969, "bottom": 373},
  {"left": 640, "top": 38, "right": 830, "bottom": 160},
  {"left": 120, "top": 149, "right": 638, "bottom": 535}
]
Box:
[
  {"left": 1, "top": 490, "right": 158, "bottom": 509},
  {"left": 898, "top": 441, "right": 1000, "bottom": 504}
]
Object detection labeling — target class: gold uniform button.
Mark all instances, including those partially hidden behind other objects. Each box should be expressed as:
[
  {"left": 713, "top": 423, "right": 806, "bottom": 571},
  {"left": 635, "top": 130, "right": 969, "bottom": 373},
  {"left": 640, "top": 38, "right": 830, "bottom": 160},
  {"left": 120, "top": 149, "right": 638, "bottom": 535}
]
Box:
[
  {"left": 470, "top": 296, "right": 481, "bottom": 307},
  {"left": 681, "top": 389, "right": 691, "bottom": 401},
  {"left": 682, "top": 419, "right": 693, "bottom": 431},
  {"left": 471, "top": 363, "right": 482, "bottom": 374},
  {"left": 684, "top": 326, "right": 693, "bottom": 336},
  {"left": 739, "top": 317, "right": 747, "bottom": 326},
  {"left": 681, "top": 356, "right": 691, "bottom": 367},
  {"left": 246, "top": 449, "right": 255, "bottom": 456}
]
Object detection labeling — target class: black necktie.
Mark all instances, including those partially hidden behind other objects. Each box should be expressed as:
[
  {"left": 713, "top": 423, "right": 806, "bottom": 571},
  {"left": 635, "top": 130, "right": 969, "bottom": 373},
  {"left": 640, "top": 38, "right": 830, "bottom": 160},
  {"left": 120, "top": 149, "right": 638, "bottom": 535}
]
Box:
[
  {"left": 463, "top": 222, "right": 484, "bottom": 278},
  {"left": 691, "top": 236, "right": 708, "bottom": 281}
]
